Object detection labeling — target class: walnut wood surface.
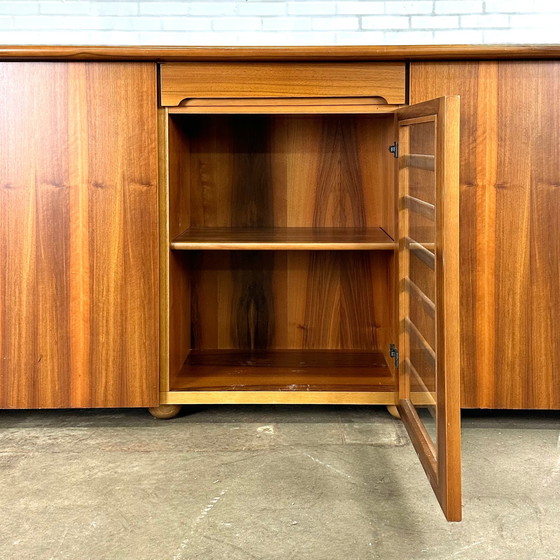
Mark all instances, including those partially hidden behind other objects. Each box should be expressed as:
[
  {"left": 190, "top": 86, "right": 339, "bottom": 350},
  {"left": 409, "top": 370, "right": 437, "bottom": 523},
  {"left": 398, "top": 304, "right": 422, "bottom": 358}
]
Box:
[
  {"left": 174, "top": 97, "right": 398, "bottom": 116},
  {"left": 0, "top": 62, "right": 159, "bottom": 408},
  {"left": 165, "top": 112, "right": 396, "bottom": 388},
  {"left": 160, "top": 62, "right": 406, "bottom": 105},
  {"left": 170, "top": 114, "right": 395, "bottom": 234},
  {"left": 171, "top": 226, "right": 395, "bottom": 250},
  {"left": 181, "top": 97, "right": 390, "bottom": 107},
  {"left": 187, "top": 251, "right": 393, "bottom": 352},
  {"left": 411, "top": 61, "right": 560, "bottom": 410},
  {"left": 170, "top": 104, "right": 399, "bottom": 115},
  {"left": 1, "top": 45, "right": 560, "bottom": 61},
  {"left": 171, "top": 349, "right": 394, "bottom": 392},
  {"left": 164, "top": 113, "right": 192, "bottom": 393}
]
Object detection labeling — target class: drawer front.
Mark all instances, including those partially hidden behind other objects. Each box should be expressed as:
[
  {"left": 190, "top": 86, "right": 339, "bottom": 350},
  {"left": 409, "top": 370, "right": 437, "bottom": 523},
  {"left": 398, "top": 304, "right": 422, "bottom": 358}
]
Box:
[{"left": 160, "top": 62, "right": 406, "bottom": 106}]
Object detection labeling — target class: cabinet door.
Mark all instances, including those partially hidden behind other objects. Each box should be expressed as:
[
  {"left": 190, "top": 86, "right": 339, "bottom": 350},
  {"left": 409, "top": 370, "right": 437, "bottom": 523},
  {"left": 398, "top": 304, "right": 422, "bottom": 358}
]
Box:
[
  {"left": 411, "top": 61, "right": 560, "bottom": 409},
  {"left": 395, "top": 97, "right": 461, "bottom": 521},
  {"left": 0, "top": 62, "right": 159, "bottom": 408}
]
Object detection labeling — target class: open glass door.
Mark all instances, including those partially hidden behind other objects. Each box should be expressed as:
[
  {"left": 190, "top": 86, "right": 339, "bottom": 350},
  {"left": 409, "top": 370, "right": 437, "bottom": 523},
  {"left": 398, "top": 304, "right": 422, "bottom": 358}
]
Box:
[{"left": 395, "top": 96, "right": 461, "bottom": 521}]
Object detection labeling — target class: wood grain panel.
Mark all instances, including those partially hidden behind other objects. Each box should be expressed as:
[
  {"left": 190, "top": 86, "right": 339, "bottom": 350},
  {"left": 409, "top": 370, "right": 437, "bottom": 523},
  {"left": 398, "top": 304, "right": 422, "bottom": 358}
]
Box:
[
  {"left": 0, "top": 63, "right": 71, "bottom": 408},
  {"left": 411, "top": 61, "right": 560, "bottom": 409},
  {"left": 171, "top": 114, "right": 394, "bottom": 232},
  {"left": 166, "top": 112, "right": 396, "bottom": 383},
  {"left": 187, "top": 251, "right": 392, "bottom": 352},
  {"left": 160, "top": 62, "right": 406, "bottom": 105},
  {"left": 0, "top": 62, "right": 158, "bottom": 408}
]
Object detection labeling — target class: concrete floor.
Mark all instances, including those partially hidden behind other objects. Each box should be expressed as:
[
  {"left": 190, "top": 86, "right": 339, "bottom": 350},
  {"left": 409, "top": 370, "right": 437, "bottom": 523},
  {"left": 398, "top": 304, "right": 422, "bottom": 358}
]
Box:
[{"left": 0, "top": 406, "right": 558, "bottom": 560}]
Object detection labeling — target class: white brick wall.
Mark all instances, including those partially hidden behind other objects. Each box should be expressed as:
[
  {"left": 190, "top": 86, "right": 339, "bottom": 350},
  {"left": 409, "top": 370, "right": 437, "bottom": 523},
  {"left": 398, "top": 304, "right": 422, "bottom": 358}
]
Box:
[{"left": 0, "top": 0, "right": 558, "bottom": 45}]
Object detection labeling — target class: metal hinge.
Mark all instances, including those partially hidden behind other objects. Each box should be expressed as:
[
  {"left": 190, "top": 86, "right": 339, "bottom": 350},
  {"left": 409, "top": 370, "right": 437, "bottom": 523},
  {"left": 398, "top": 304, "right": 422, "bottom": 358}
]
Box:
[
  {"left": 389, "top": 344, "right": 399, "bottom": 369},
  {"left": 388, "top": 141, "right": 399, "bottom": 158}
]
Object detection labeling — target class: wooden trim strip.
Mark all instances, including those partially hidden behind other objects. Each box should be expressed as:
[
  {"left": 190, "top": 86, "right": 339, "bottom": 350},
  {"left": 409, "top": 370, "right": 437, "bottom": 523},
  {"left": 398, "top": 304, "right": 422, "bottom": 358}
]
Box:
[
  {"left": 171, "top": 241, "right": 397, "bottom": 250},
  {"left": 400, "top": 154, "right": 435, "bottom": 171},
  {"left": 2, "top": 45, "right": 560, "bottom": 61},
  {"left": 170, "top": 227, "right": 397, "bottom": 250},
  {"left": 404, "top": 277, "right": 436, "bottom": 318},
  {"left": 174, "top": 96, "right": 400, "bottom": 115},
  {"left": 398, "top": 100, "right": 441, "bottom": 121},
  {"left": 180, "top": 97, "right": 390, "bottom": 106},
  {"left": 403, "top": 195, "right": 436, "bottom": 220},
  {"left": 158, "top": 108, "right": 170, "bottom": 394},
  {"left": 398, "top": 115, "right": 437, "bottom": 127},
  {"left": 168, "top": 104, "right": 399, "bottom": 115},
  {"left": 160, "top": 391, "right": 397, "bottom": 405}
]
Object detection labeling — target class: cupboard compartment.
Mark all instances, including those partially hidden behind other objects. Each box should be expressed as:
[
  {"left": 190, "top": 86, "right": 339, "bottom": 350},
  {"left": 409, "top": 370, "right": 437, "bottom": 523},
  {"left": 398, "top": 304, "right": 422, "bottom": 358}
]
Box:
[{"left": 168, "top": 250, "right": 396, "bottom": 400}]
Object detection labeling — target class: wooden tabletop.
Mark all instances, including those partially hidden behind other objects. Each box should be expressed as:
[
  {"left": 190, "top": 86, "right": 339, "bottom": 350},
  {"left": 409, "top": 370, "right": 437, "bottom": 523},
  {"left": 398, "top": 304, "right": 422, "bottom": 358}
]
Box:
[{"left": 0, "top": 44, "right": 559, "bottom": 61}]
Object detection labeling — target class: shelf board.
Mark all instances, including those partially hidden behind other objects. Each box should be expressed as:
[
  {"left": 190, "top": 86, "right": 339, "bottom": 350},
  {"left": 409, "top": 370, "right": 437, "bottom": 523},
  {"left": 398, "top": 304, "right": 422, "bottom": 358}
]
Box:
[
  {"left": 171, "top": 349, "right": 394, "bottom": 392},
  {"left": 170, "top": 227, "right": 396, "bottom": 250}
]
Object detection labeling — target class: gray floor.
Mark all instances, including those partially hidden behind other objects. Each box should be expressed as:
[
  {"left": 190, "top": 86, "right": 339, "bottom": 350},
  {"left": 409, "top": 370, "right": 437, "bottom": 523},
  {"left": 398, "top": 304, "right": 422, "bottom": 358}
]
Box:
[{"left": 0, "top": 406, "right": 558, "bottom": 560}]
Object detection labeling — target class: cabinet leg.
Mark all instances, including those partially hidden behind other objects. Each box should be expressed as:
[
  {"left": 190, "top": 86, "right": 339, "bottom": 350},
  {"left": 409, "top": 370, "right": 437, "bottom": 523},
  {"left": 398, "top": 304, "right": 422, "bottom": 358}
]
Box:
[
  {"left": 387, "top": 405, "right": 401, "bottom": 420},
  {"left": 148, "top": 404, "right": 182, "bottom": 419}
]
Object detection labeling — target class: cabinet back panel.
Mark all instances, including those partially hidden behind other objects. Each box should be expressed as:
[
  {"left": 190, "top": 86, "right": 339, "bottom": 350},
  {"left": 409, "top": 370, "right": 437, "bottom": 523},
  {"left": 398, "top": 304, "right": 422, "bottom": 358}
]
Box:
[
  {"left": 186, "top": 251, "right": 393, "bottom": 352},
  {"left": 169, "top": 114, "right": 395, "bottom": 233}
]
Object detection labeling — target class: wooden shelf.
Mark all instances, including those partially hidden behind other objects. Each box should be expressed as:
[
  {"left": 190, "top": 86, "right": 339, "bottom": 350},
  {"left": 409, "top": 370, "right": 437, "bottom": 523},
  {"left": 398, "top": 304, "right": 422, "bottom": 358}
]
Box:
[
  {"left": 171, "top": 349, "right": 394, "bottom": 392},
  {"left": 170, "top": 227, "right": 396, "bottom": 250}
]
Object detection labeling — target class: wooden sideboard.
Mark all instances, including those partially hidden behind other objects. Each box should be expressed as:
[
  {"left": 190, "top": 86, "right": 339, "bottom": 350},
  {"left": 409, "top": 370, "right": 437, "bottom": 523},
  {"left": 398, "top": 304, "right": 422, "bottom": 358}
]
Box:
[{"left": 1, "top": 45, "right": 560, "bottom": 520}]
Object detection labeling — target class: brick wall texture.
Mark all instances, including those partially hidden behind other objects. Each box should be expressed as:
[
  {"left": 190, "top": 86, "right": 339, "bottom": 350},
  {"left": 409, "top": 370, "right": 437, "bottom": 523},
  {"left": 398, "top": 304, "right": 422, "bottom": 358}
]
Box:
[{"left": 0, "top": 0, "right": 558, "bottom": 45}]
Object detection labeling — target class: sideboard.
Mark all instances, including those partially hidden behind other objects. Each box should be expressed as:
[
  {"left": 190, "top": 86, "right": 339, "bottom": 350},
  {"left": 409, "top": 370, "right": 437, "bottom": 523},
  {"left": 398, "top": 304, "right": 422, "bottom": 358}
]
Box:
[{"left": 2, "top": 45, "right": 559, "bottom": 521}]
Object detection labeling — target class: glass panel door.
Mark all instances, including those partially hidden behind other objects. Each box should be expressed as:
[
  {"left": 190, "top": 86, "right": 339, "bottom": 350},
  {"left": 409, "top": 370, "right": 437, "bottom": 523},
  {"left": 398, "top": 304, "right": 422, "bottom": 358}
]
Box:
[{"left": 396, "top": 97, "right": 461, "bottom": 521}]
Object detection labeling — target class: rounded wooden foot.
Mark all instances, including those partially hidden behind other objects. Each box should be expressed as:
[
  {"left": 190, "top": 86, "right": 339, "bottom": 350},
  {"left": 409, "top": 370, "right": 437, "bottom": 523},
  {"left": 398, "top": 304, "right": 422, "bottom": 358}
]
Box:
[
  {"left": 387, "top": 405, "right": 401, "bottom": 420},
  {"left": 148, "top": 404, "right": 182, "bottom": 419}
]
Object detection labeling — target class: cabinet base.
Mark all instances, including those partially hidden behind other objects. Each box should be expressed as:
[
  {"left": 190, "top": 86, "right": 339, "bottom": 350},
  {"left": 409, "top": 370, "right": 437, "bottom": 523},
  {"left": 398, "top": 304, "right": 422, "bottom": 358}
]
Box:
[
  {"left": 387, "top": 405, "right": 401, "bottom": 419},
  {"left": 160, "top": 390, "right": 397, "bottom": 406}
]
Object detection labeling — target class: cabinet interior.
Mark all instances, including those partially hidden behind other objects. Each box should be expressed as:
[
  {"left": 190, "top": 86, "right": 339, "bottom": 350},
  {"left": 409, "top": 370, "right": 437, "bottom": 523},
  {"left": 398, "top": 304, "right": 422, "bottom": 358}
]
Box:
[{"left": 166, "top": 113, "right": 397, "bottom": 394}]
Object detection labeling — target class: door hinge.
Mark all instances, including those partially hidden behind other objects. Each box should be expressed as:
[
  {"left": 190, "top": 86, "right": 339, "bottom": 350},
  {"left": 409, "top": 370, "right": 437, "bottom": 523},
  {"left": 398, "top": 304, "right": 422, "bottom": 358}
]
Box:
[
  {"left": 389, "top": 344, "right": 399, "bottom": 369},
  {"left": 388, "top": 141, "right": 399, "bottom": 158}
]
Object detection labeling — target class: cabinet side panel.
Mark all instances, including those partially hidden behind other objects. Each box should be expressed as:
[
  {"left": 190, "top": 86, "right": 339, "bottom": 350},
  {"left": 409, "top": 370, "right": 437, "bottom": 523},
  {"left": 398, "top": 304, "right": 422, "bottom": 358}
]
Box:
[
  {"left": 410, "top": 61, "right": 560, "bottom": 409},
  {"left": 167, "top": 118, "right": 192, "bottom": 383},
  {"left": 0, "top": 62, "right": 159, "bottom": 408}
]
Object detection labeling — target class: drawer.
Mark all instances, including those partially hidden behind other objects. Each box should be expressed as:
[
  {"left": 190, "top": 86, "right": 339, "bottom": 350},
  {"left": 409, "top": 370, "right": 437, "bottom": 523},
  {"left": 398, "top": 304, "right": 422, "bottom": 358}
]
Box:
[{"left": 159, "top": 62, "right": 406, "bottom": 106}]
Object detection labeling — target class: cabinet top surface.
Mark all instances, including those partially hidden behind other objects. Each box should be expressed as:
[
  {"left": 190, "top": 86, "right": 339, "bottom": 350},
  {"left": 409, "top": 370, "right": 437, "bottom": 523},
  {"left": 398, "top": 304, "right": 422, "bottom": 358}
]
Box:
[{"left": 1, "top": 44, "right": 559, "bottom": 61}]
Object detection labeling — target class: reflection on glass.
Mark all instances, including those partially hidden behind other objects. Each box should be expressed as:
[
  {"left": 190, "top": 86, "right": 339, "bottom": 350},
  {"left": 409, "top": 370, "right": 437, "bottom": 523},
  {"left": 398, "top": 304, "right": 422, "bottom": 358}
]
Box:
[
  {"left": 401, "top": 118, "right": 437, "bottom": 448},
  {"left": 417, "top": 406, "right": 437, "bottom": 443}
]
